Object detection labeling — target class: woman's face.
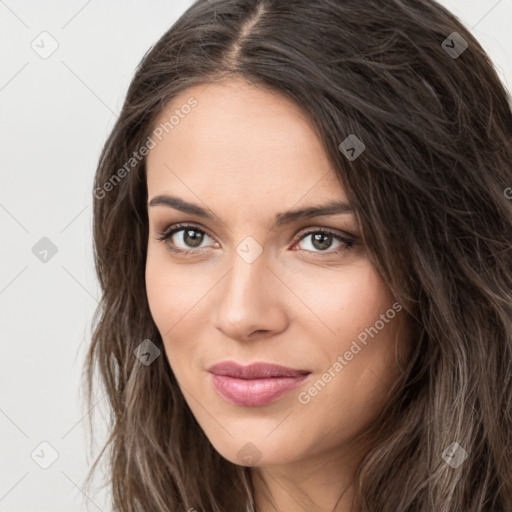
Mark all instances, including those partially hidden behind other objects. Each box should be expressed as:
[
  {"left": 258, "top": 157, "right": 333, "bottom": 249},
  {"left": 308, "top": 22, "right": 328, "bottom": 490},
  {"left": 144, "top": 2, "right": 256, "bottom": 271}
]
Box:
[{"left": 145, "top": 78, "right": 407, "bottom": 469}]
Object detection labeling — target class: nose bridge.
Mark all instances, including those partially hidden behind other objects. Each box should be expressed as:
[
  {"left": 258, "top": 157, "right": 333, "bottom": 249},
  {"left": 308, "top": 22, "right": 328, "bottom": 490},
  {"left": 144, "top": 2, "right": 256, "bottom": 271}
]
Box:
[
  {"left": 222, "top": 240, "right": 268, "bottom": 312},
  {"left": 214, "top": 236, "right": 283, "bottom": 338}
]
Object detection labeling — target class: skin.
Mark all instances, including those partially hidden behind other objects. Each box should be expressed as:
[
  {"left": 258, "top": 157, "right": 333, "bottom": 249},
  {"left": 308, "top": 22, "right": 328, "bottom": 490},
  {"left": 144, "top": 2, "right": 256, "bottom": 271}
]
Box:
[{"left": 145, "top": 78, "right": 409, "bottom": 511}]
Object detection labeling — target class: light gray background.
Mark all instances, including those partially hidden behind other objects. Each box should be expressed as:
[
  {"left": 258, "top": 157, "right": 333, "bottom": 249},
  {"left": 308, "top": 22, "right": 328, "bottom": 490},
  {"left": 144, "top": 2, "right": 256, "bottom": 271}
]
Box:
[{"left": 1, "top": 1, "right": 511, "bottom": 511}]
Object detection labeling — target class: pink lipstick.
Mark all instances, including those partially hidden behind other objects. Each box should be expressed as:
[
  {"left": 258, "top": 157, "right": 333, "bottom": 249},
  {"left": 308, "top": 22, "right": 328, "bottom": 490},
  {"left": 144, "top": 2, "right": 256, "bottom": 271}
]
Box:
[{"left": 207, "top": 361, "right": 311, "bottom": 407}]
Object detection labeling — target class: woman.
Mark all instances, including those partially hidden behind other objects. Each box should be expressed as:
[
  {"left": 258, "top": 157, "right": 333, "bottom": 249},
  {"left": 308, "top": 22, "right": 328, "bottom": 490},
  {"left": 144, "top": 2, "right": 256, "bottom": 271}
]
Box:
[{"left": 84, "top": 0, "right": 512, "bottom": 510}]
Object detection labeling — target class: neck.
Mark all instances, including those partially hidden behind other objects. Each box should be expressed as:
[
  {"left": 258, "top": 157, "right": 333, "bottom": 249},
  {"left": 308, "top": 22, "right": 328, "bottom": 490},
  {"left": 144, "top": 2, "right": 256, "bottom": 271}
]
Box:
[{"left": 250, "top": 439, "right": 368, "bottom": 512}]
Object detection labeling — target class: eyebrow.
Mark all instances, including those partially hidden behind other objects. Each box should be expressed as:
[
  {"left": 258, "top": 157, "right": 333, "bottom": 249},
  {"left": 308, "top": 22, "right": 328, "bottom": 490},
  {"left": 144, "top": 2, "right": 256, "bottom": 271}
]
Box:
[{"left": 148, "top": 195, "right": 353, "bottom": 228}]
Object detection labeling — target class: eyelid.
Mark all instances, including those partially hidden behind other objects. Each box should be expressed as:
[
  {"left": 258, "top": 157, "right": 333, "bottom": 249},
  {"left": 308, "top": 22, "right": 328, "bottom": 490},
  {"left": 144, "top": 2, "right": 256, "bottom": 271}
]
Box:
[{"left": 293, "top": 225, "right": 355, "bottom": 242}]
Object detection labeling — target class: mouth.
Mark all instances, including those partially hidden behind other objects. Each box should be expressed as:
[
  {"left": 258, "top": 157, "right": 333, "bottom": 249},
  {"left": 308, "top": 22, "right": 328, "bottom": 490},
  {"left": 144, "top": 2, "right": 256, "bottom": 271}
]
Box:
[{"left": 207, "top": 361, "right": 311, "bottom": 407}]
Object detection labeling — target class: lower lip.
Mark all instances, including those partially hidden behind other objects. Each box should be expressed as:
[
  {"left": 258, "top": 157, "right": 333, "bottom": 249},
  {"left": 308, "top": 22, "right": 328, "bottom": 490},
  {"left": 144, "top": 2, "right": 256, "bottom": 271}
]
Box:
[{"left": 210, "top": 373, "right": 310, "bottom": 407}]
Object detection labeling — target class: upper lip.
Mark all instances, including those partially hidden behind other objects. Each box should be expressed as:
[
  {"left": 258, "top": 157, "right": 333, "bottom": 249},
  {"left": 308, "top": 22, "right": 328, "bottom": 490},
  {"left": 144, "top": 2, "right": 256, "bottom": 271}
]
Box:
[{"left": 207, "top": 361, "right": 311, "bottom": 379}]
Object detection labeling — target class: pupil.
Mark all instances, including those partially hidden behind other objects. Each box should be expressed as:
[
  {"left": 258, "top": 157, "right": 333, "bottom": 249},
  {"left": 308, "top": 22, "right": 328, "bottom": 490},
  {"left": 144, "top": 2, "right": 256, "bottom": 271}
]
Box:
[
  {"left": 312, "top": 233, "right": 332, "bottom": 251},
  {"left": 184, "top": 229, "right": 203, "bottom": 247}
]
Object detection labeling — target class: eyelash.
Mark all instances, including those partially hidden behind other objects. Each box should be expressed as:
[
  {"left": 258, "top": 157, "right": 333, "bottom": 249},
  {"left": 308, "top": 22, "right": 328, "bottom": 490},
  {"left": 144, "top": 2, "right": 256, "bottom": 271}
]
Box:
[{"left": 155, "top": 222, "right": 357, "bottom": 258}]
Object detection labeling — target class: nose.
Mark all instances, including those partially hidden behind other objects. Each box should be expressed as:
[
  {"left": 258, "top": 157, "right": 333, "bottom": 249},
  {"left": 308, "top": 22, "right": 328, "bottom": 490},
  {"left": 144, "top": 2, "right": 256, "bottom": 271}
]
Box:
[{"left": 212, "top": 246, "right": 288, "bottom": 341}]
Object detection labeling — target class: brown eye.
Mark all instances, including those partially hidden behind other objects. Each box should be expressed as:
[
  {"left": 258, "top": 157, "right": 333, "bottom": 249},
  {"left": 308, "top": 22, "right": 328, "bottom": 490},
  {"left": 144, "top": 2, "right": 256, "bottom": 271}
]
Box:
[
  {"left": 178, "top": 228, "right": 205, "bottom": 248},
  {"left": 156, "top": 223, "right": 217, "bottom": 254},
  {"left": 293, "top": 229, "right": 356, "bottom": 256}
]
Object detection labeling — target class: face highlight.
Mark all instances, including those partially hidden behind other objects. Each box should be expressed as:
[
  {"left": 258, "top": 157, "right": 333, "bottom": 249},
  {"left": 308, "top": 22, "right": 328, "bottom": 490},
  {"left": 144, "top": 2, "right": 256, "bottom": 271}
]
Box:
[{"left": 145, "top": 78, "right": 407, "bottom": 473}]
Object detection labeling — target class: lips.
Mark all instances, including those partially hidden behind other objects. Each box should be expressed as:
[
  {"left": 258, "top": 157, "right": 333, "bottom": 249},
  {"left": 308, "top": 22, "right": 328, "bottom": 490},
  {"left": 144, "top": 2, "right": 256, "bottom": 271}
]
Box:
[
  {"left": 208, "top": 361, "right": 311, "bottom": 379},
  {"left": 207, "top": 361, "right": 311, "bottom": 406}
]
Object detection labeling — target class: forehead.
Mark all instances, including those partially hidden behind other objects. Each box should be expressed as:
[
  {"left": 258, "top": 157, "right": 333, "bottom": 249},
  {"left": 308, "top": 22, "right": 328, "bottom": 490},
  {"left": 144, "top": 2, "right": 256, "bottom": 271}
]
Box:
[{"left": 146, "top": 78, "right": 346, "bottom": 205}]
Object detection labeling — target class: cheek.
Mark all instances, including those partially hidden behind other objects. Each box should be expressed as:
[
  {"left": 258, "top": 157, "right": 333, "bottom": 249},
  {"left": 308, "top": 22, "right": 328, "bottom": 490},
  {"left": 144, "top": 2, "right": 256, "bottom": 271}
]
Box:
[
  {"left": 145, "top": 253, "right": 175, "bottom": 331},
  {"left": 295, "top": 259, "right": 394, "bottom": 343},
  {"left": 323, "top": 264, "right": 402, "bottom": 397},
  {"left": 146, "top": 264, "right": 183, "bottom": 379},
  {"left": 145, "top": 248, "right": 204, "bottom": 328},
  {"left": 145, "top": 248, "right": 215, "bottom": 371},
  {"left": 145, "top": 250, "right": 190, "bottom": 362},
  {"left": 294, "top": 262, "right": 402, "bottom": 419},
  {"left": 295, "top": 304, "right": 402, "bottom": 451}
]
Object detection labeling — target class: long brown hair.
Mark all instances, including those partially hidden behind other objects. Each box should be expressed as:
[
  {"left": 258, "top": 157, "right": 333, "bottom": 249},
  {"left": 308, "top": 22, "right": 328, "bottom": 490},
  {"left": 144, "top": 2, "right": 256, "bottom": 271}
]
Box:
[{"left": 83, "top": 0, "right": 512, "bottom": 510}]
